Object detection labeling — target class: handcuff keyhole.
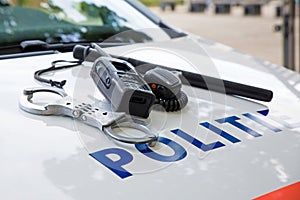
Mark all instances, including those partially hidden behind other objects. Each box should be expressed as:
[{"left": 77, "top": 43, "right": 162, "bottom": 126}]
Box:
[
  {"left": 66, "top": 102, "right": 71, "bottom": 105},
  {"left": 102, "top": 112, "right": 107, "bottom": 115}
]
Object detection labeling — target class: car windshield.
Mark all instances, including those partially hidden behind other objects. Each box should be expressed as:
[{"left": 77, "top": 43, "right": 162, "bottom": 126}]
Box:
[{"left": 0, "top": 0, "right": 171, "bottom": 48}]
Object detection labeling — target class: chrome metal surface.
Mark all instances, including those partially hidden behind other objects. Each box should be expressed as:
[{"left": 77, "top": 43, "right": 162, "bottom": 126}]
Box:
[{"left": 19, "top": 87, "right": 158, "bottom": 145}]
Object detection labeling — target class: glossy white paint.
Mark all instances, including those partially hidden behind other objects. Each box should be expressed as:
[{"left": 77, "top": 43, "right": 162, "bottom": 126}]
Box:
[{"left": 0, "top": 36, "right": 299, "bottom": 200}]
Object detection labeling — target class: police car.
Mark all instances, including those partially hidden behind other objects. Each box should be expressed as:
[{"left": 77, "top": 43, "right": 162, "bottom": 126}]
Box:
[{"left": 0, "top": 0, "right": 299, "bottom": 199}]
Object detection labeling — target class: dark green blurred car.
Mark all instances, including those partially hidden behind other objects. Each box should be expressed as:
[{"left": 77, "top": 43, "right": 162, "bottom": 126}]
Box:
[{"left": 0, "top": 0, "right": 181, "bottom": 54}]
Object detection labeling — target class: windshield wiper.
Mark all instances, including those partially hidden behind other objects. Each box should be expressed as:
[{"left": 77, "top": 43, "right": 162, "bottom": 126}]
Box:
[
  {"left": 20, "top": 40, "right": 131, "bottom": 53},
  {"left": 0, "top": 40, "right": 131, "bottom": 59},
  {"left": 20, "top": 40, "right": 75, "bottom": 52}
]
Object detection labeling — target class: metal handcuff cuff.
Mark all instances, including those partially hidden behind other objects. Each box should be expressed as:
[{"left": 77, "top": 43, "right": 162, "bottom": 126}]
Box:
[{"left": 19, "top": 87, "right": 158, "bottom": 145}]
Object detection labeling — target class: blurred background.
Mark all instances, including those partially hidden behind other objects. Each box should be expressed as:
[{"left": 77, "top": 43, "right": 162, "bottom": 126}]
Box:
[{"left": 140, "top": 0, "right": 300, "bottom": 72}]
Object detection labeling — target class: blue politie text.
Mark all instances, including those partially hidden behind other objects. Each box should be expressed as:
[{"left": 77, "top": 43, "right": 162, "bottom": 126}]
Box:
[{"left": 90, "top": 110, "right": 300, "bottom": 179}]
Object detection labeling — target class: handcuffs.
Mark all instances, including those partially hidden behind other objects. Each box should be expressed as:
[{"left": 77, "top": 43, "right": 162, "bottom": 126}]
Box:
[{"left": 19, "top": 87, "right": 158, "bottom": 145}]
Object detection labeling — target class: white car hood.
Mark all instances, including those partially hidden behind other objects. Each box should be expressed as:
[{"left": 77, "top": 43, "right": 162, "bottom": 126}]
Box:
[{"left": 0, "top": 36, "right": 299, "bottom": 200}]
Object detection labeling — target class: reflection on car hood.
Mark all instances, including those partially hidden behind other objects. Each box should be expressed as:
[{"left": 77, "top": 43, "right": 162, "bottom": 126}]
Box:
[{"left": 0, "top": 35, "right": 299, "bottom": 200}]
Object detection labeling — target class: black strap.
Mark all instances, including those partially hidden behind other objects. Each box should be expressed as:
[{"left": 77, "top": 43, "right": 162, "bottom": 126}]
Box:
[{"left": 34, "top": 60, "right": 82, "bottom": 88}]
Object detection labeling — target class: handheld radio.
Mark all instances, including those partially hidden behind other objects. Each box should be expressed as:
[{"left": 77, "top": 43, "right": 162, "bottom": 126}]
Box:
[{"left": 90, "top": 57, "right": 155, "bottom": 118}]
